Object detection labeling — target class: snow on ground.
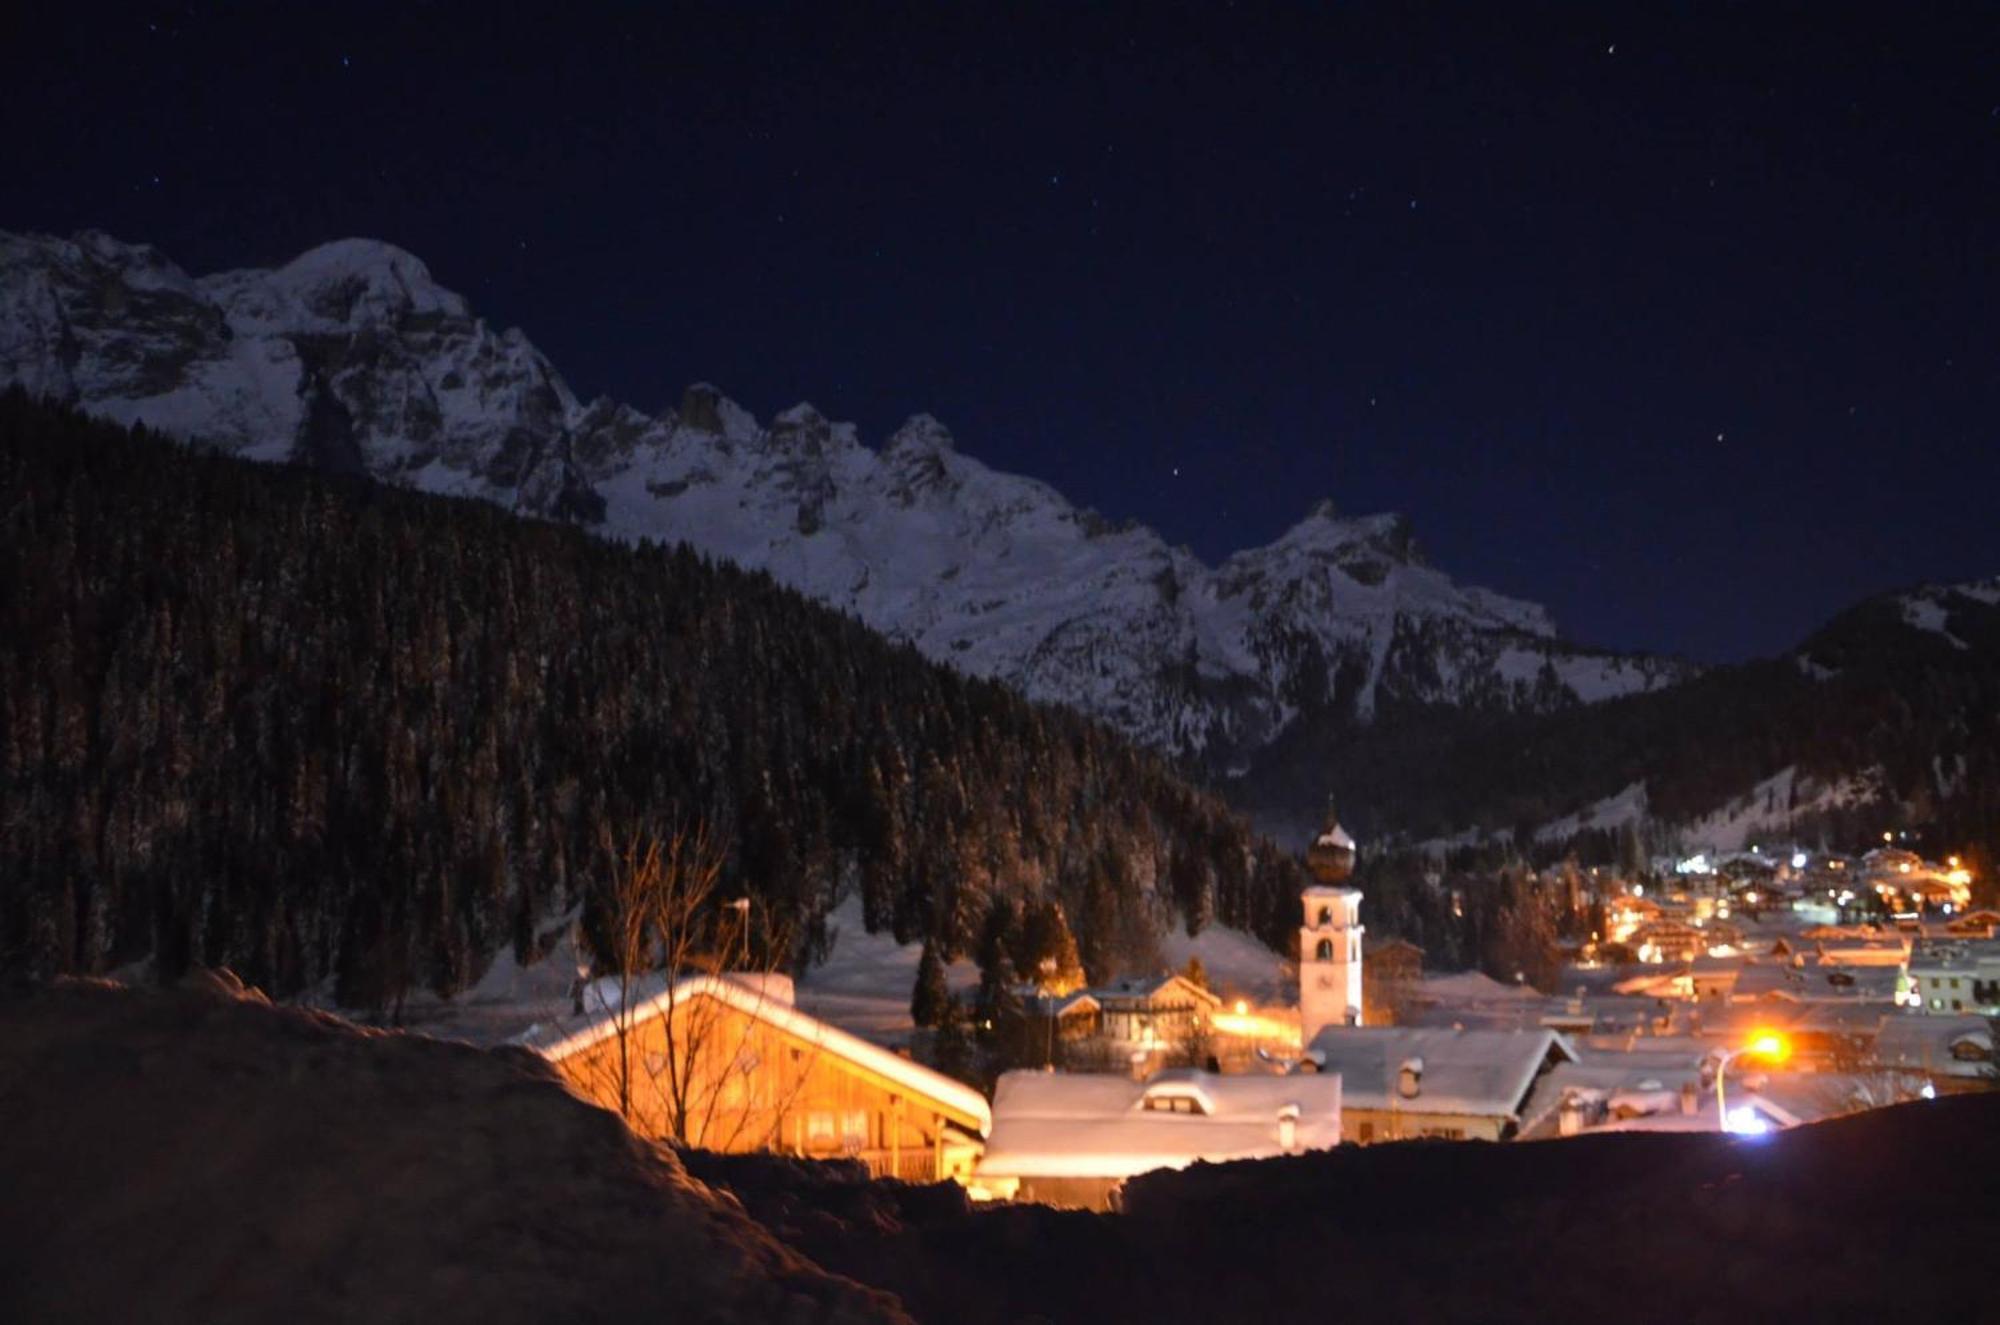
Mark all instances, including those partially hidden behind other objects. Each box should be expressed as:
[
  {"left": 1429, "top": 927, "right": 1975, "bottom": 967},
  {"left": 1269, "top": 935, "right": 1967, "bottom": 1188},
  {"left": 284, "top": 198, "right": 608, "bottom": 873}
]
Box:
[
  {"left": 0, "top": 978, "right": 910, "bottom": 1324},
  {"left": 1535, "top": 781, "right": 1647, "bottom": 843},
  {"left": 388, "top": 893, "right": 979, "bottom": 1052},
  {"left": 388, "top": 917, "right": 590, "bottom": 1047},
  {"left": 1901, "top": 595, "right": 1969, "bottom": 649},
  {"left": 1157, "top": 922, "right": 1294, "bottom": 1005},
  {"left": 793, "top": 895, "right": 979, "bottom": 1047},
  {"left": 1678, "top": 766, "right": 1882, "bottom": 853}
]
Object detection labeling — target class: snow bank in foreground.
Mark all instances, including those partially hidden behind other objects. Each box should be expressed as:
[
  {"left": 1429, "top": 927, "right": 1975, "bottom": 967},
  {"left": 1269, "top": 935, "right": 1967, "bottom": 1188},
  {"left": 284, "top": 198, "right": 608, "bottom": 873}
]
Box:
[{"left": 0, "top": 976, "right": 910, "bottom": 1324}]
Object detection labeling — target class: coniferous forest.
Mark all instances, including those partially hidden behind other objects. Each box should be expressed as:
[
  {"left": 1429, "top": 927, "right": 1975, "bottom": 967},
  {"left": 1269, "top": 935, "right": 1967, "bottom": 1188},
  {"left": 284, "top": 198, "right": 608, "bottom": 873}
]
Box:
[{"left": 0, "top": 393, "right": 1308, "bottom": 1007}]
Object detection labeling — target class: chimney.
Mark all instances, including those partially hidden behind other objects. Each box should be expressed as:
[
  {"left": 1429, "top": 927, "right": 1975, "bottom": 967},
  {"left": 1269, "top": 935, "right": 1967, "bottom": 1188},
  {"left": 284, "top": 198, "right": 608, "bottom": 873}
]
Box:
[
  {"left": 1558, "top": 1092, "right": 1586, "bottom": 1137},
  {"left": 1679, "top": 1080, "right": 1699, "bottom": 1116},
  {"left": 1397, "top": 1056, "right": 1424, "bottom": 1100},
  {"left": 1277, "top": 1104, "right": 1300, "bottom": 1153}
]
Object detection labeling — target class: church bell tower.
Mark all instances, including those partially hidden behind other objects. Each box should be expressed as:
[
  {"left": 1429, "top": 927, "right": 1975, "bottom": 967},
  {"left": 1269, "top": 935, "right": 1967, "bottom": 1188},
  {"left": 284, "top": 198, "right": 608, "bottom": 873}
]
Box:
[{"left": 1299, "top": 803, "right": 1363, "bottom": 1042}]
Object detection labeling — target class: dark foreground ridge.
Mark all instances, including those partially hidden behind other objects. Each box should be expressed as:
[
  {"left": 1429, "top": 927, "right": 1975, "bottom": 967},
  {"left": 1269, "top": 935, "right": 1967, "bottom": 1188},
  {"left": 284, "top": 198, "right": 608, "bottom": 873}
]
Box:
[
  {"left": 694, "top": 1088, "right": 2000, "bottom": 1325},
  {"left": 4, "top": 978, "right": 1995, "bottom": 1325},
  {"left": 0, "top": 978, "right": 908, "bottom": 1325}
]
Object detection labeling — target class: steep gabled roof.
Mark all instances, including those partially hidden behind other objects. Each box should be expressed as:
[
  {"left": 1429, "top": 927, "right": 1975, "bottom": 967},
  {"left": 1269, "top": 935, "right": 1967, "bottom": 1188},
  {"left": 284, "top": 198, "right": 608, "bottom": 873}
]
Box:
[
  {"left": 516, "top": 972, "right": 991, "bottom": 1134},
  {"left": 1088, "top": 973, "right": 1222, "bottom": 1009}
]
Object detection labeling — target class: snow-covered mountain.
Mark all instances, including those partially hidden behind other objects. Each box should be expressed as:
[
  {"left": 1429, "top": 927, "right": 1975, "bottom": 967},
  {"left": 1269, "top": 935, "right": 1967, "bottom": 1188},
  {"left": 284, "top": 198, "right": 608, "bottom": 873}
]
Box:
[{"left": 0, "top": 229, "right": 1692, "bottom": 766}]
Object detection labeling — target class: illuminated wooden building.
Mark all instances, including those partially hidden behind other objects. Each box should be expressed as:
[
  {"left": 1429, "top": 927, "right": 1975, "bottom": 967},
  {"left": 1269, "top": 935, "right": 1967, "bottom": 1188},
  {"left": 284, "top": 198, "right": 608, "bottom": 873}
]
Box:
[{"left": 521, "top": 973, "right": 990, "bottom": 1183}]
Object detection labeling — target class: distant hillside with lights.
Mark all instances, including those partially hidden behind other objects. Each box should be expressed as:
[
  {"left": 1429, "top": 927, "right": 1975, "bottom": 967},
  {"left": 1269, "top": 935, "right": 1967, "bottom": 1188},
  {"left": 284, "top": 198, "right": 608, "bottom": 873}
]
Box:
[{"left": 1250, "top": 573, "right": 2000, "bottom": 874}]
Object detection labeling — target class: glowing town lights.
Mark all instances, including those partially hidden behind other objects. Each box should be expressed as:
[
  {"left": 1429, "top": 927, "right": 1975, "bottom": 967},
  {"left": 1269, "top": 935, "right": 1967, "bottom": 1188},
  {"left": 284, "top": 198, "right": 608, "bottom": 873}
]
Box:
[
  {"left": 1791, "top": 851, "right": 1809, "bottom": 869},
  {"left": 1948, "top": 856, "right": 1961, "bottom": 869},
  {"left": 1724, "top": 1106, "right": 1771, "bottom": 1136},
  {"left": 1209, "top": 1010, "right": 1302, "bottom": 1045},
  {"left": 1884, "top": 832, "right": 1894, "bottom": 843},
  {"left": 1233, "top": 999, "right": 1248, "bottom": 1016},
  {"left": 1899, "top": 862, "right": 1913, "bottom": 874},
  {"left": 1746, "top": 1031, "right": 1791, "bottom": 1064}
]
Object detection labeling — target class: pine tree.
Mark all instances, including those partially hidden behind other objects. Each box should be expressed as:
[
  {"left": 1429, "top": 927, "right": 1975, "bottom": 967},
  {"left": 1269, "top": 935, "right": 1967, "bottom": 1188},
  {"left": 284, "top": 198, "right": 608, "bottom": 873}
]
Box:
[
  {"left": 929, "top": 994, "right": 975, "bottom": 1085},
  {"left": 910, "top": 938, "right": 949, "bottom": 1028},
  {"left": 1015, "top": 898, "right": 1085, "bottom": 993}
]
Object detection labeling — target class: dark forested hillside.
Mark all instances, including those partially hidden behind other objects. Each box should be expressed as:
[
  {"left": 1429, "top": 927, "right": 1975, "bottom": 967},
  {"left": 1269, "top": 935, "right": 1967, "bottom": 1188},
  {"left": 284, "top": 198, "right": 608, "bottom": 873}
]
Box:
[{"left": 0, "top": 393, "right": 1306, "bottom": 1005}]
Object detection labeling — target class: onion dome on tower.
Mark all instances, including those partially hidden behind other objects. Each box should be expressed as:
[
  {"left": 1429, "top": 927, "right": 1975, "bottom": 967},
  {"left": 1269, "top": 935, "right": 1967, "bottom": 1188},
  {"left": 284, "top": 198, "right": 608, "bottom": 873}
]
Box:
[{"left": 1307, "top": 802, "right": 1357, "bottom": 885}]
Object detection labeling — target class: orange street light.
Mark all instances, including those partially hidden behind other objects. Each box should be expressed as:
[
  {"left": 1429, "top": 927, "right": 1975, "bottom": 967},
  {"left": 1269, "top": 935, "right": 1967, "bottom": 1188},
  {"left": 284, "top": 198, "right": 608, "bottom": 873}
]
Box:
[
  {"left": 1711, "top": 1030, "right": 1793, "bottom": 1130},
  {"left": 1746, "top": 1030, "right": 1791, "bottom": 1064}
]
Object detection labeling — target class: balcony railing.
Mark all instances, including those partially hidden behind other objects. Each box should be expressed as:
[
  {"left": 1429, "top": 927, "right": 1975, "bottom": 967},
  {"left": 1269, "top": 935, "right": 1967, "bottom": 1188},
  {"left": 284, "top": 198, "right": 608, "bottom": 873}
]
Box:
[{"left": 853, "top": 1147, "right": 942, "bottom": 1183}]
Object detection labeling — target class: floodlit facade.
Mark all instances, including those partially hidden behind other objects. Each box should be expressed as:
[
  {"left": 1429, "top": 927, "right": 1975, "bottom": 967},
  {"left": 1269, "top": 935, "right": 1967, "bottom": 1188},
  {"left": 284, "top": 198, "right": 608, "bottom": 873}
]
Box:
[
  {"left": 1903, "top": 938, "right": 2000, "bottom": 1015},
  {"left": 520, "top": 973, "right": 990, "bottom": 1183}
]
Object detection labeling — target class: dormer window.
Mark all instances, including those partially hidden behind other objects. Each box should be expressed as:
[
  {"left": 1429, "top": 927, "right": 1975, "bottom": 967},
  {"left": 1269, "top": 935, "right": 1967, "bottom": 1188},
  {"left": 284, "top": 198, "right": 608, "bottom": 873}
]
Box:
[{"left": 1141, "top": 1093, "right": 1208, "bottom": 1115}]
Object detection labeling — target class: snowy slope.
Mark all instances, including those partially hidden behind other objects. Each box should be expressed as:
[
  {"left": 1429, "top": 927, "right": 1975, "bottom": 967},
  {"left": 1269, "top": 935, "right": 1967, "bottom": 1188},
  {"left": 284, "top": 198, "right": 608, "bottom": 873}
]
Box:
[{"left": 0, "top": 228, "right": 1692, "bottom": 765}]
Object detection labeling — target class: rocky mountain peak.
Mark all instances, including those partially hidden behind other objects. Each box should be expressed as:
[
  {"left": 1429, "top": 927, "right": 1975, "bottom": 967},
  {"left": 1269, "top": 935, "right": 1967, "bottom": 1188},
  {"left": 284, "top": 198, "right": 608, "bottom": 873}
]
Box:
[
  {"left": 884, "top": 413, "right": 955, "bottom": 456},
  {"left": 214, "top": 237, "right": 467, "bottom": 332},
  {"left": 0, "top": 227, "right": 1697, "bottom": 771},
  {"left": 677, "top": 381, "right": 757, "bottom": 440}
]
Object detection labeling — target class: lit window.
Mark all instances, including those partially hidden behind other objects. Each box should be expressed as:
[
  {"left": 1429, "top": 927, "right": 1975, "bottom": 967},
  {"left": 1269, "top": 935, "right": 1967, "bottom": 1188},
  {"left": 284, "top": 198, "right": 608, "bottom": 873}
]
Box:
[{"left": 806, "top": 1111, "right": 836, "bottom": 1146}]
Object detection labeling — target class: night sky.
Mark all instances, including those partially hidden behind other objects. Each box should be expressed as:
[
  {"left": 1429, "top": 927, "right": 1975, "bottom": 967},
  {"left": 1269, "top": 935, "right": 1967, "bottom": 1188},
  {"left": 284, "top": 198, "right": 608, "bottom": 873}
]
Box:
[{"left": 7, "top": 3, "right": 1996, "bottom": 662}]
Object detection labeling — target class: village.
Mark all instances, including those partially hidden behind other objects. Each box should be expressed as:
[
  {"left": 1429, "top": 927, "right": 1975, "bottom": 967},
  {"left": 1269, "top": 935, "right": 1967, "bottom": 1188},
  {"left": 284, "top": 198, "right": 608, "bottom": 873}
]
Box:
[{"left": 406, "top": 810, "right": 1999, "bottom": 1213}]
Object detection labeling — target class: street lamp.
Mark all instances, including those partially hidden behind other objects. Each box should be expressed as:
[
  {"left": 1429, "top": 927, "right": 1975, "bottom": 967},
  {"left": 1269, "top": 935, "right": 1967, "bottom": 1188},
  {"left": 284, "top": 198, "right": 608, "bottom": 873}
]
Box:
[{"left": 1708, "top": 1029, "right": 1790, "bottom": 1133}]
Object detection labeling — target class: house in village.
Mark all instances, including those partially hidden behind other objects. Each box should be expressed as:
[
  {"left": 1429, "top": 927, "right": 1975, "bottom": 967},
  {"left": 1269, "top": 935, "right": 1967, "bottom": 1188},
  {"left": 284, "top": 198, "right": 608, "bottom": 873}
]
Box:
[
  {"left": 1516, "top": 1060, "right": 1843, "bottom": 1139},
  {"left": 1087, "top": 973, "right": 1221, "bottom": 1067},
  {"left": 1023, "top": 972, "right": 1222, "bottom": 1072},
  {"left": 975, "top": 1067, "right": 1344, "bottom": 1209},
  {"left": 1363, "top": 935, "right": 1425, "bottom": 1024},
  {"left": 1024, "top": 989, "right": 1104, "bottom": 1049},
  {"left": 519, "top": 972, "right": 989, "bottom": 1183},
  {"left": 1903, "top": 936, "right": 2000, "bottom": 1015},
  {"left": 1304, "top": 1025, "right": 1578, "bottom": 1143}
]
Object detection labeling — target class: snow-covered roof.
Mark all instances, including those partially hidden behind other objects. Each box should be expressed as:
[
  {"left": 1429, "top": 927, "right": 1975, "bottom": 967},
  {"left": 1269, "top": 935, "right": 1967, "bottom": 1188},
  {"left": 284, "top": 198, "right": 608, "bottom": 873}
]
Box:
[
  {"left": 1315, "top": 822, "right": 1357, "bottom": 851},
  {"left": 1306, "top": 1026, "right": 1575, "bottom": 1119},
  {"left": 977, "top": 1068, "right": 1342, "bottom": 1179},
  {"left": 1086, "top": 973, "right": 1221, "bottom": 1009},
  {"left": 517, "top": 972, "right": 991, "bottom": 1134},
  {"left": 1588, "top": 1091, "right": 1801, "bottom": 1134},
  {"left": 1873, "top": 1013, "right": 1996, "bottom": 1078},
  {"left": 1025, "top": 989, "right": 1101, "bottom": 1017},
  {"left": 1410, "top": 970, "right": 1547, "bottom": 1005}
]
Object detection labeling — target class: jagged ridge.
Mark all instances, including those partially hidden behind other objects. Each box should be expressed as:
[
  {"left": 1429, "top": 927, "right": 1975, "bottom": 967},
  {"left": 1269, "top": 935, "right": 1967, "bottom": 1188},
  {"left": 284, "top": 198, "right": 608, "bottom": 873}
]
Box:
[{"left": 0, "top": 229, "right": 1693, "bottom": 768}]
